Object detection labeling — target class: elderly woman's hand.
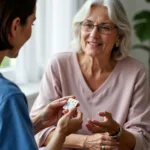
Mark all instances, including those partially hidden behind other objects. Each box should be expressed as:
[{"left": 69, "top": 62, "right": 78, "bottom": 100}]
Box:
[
  {"left": 86, "top": 111, "right": 120, "bottom": 136},
  {"left": 84, "top": 133, "right": 119, "bottom": 150}
]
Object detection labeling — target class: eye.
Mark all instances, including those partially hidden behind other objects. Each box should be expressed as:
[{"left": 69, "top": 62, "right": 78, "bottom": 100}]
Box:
[
  {"left": 100, "top": 26, "right": 111, "bottom": 30},
  {"left": 84, "top": 23, "right": 93, "bottom": 28}
]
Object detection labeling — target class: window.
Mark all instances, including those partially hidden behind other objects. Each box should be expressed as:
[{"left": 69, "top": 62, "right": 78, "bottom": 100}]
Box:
[
  {"left": 0, "top": 0, "right": 86, "bottom": 85},
  {"left": 0, "top": 57, "right": 11, "bottom": 68}
]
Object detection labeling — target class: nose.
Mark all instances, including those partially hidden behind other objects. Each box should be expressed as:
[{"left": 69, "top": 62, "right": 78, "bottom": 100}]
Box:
[{"left": 89, "top": 26, "right": 100, "bottom": 38}]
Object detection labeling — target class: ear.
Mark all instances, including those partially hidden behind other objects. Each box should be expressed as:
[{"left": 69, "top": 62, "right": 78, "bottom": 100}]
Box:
[
  {"left": 115, "top": 37, "right": 121, "bottom": 47},
  {"left": 10, "top": 17, "right": 21, "bottom": 38}
]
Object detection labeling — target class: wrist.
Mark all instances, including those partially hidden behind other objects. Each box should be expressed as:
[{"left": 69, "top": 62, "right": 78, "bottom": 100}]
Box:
[
  {"left": 32, "top": 114, "right": 44, "bottom": 134},
  {"left": 109, "top": 123, "right": 122, "bottom": 138},
  {"left": 54, "top": 128, "right": 67, "bottom": 144},
  {"left": 84, "top": 135, "right": 92, "bottom": 149},
  {"left": 46, "top": 128, "right": 66, "bottom": 150},
  {"left": 109, "top": 122, "right": 120, "bottom": 136},
  {"left": 55, "top": 127, "right": 68, "bottom": 138},
  {"left": 63, "top": 134, "right": 88, "bottom": 148}
]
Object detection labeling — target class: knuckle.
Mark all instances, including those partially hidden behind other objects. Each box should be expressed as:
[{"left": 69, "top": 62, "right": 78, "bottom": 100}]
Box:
[{"left": 100, "top": 136, "right": 104, "bottom": 140}]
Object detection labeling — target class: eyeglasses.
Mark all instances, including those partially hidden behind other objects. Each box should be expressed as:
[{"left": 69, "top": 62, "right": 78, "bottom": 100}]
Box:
[{"left": 81, "top": 22, "right": 117, "bottom": 35}]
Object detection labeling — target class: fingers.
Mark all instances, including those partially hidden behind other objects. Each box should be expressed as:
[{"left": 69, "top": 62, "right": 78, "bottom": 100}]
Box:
[
  {"left": 62, "top": 109, "right": 69, "bottom": 114},
  {"left": 101, "top": 140, "right": 119, "bottom": 146},
  {"left": 99, "top": 111, "right": 112, "bottom": 120},
  {"left": 100, "top": 139, "right": 119, "bottom": 150},
  {"left": 86, "top": 134, "right": 119, "bottom": 150},
  {"left": 86, "top": 122, "right": 106, "bottom": 133},
  {"left": 76, "top": 110, "right": 83, "bottom": 120},
  {"left": 73, "top": 110, "right": 83, "bottom": 130},
  {"left": 100, "top": 135, "right": 119, "bottom": 149},
  {"left": 49, "top": 96, "right": 75, "bottom": 109},
  {"left": 76, "top": 103, "right": 80, "bottom": 107},
  {"left": 89, "top": 120, "right": 106, "bottom": 128},
  {"left": 85, "top": 123, "right": 93, "bottom": 132},
  {"left": 86, "top": 119, "right": 108, "bottom": 133},
  {"left": 49, "top": 100, "right": 66, "bottom": 110},
  {"left": 66, "top": 107, "right": 77, "bottom": 117},
  {"left": 90, "top": 120, "right": 101, "bottom": 126},
  {"left": 100, "top": 145, "right": 119, "bottom": 150}
]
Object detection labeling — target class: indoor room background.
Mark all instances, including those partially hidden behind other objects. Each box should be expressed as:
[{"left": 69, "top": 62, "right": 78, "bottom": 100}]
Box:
[{"left": 0, "top": 0, "right": 149, "bottom": 111}]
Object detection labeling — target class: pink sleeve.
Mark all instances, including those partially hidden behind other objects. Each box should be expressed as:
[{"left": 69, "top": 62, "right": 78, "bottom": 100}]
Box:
[
  {"left": 124, "top": 68, "right": 150, "bottom": 150},
  {"left": 30, "top": 58, "right": 62, "bottom": 147}
]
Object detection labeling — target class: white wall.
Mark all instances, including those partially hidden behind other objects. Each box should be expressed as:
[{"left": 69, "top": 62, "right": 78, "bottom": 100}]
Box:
[{"left": 121, "top": 0, "right": 150, "bottom": 76}]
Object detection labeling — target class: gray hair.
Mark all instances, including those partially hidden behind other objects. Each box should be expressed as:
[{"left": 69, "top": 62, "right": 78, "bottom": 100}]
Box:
[{"left": 71, "top": 0, "right": 131, "bottom": 60}]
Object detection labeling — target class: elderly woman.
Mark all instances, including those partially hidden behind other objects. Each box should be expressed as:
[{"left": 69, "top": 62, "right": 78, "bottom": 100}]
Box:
[{"left": 30, "top": 0, "right": 150, "bottom": 149}]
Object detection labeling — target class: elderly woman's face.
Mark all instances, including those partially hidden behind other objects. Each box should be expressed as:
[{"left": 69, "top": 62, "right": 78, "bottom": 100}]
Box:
[{"left": 80, "top": 6, "right": 119, "bottom": 58}]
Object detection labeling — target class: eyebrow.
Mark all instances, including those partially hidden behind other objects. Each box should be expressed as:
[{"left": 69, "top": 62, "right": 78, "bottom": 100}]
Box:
[{"left": 85, "top": 19, "right": 113, "bottom": 25}]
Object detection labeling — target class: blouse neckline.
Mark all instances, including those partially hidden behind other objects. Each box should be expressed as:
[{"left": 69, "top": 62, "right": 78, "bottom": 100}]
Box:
[{"left": 72, "top": 52, "right": 121, "bottom": 97}]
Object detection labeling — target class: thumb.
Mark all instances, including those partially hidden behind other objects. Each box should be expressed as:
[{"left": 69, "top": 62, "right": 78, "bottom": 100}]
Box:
[
  {"left": 49, "top": 100, "right": 67, "bottom": 110},
  {"left": 66, "top": 107, "right": 77, "bottom": 117}
]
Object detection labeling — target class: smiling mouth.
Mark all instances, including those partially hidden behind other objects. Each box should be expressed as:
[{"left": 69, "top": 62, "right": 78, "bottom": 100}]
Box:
[{"left": 87, "top": 42, "right": 102, "bottom": 46}]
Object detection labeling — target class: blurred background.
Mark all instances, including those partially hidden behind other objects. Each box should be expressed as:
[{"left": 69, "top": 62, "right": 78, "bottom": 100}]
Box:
[{"left": 0, "top": 0, "right": 149, "bottom": 110}]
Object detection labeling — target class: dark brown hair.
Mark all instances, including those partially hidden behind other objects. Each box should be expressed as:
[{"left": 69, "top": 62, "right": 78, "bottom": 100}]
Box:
[{"left": 0, "top": 0, "right": 36, "bottom": 50}]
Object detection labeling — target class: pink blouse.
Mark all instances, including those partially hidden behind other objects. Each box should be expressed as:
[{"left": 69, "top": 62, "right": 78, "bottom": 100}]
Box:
[{"left": 30, "top": 52, "right": 150, "bottom": 150}]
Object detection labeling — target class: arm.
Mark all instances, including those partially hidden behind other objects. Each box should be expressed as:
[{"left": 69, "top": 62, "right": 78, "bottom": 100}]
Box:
[
  {"left": 45, "top": 127, "right": 119, "bottom": 149},
  {"left": 30, "top": 58, "right": 80, "bottom": 147},
  {"left": 118, "top": 128, "right": 136, "bottom": 149},
  {"left": 32, "top": 112, "right": 43, "bottom": 135},
  {"left": 123, "top": 68, "right": 150, "bottom": 150},
  {"left": 47, "top": 130, "right": 66, "bottom": 150},
  {"left": 45, "top": 131, "right": 87, "bottom": 148},
  {"left": 46, "top": 108, "right": 83, "bottom": 150},
  {"left": 86, "top": 112, "right": 136, "bottom": 150},
  {"left": 0, "top": 93, "right": 37, "bottom": 150},
  {"left": 30, "top": 58, "right": 65, "bottom": 146},
  {"left": 86, "top": 68, "right": 150, "bottom": 150}
]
